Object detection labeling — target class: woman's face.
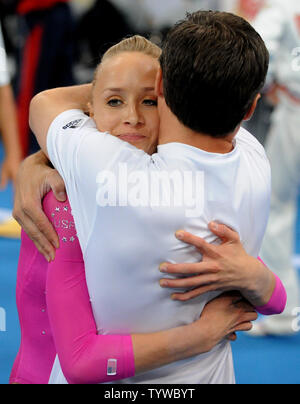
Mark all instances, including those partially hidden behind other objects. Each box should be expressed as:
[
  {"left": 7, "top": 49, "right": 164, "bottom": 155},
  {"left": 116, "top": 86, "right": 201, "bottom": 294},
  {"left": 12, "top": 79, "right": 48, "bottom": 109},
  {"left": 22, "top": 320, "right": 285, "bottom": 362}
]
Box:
[{"left": 90, "top": 52, "right": 160, "bottom": 155}]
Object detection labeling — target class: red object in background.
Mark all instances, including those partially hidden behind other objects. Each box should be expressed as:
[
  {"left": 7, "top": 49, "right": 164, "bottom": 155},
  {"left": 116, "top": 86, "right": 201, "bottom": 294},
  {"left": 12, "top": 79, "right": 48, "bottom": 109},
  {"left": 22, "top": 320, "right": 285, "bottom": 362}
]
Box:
[
  {"left": 295, "top": 15, "right": 300, "bottom": 36},
  {"left": 17, "top": 0, "right": 69, "bottom": 15},
  {"left": 238, "top": 0, "right": 266, "bottom": 21}
]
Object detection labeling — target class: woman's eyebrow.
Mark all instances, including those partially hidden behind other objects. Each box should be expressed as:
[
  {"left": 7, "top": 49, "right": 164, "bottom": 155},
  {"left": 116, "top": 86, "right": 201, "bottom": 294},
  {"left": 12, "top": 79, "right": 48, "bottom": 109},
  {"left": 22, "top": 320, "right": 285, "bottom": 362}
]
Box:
[
  {"left": 103, "top": 88, "right": 124, "bottom": 93},
  {"left": 103, "top": 87, "right": 155, "bottom": 93}
]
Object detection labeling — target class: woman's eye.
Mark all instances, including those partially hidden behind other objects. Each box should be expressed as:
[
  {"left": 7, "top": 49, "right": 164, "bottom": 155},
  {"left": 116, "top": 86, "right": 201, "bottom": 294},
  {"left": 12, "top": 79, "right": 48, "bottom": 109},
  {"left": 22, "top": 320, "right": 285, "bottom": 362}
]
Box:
[
  {"left": 107, "top": 99, "right": 122, "bottom": 107},
  {"left": 143, "top": 99, "right": 158, "bottom": 106}
]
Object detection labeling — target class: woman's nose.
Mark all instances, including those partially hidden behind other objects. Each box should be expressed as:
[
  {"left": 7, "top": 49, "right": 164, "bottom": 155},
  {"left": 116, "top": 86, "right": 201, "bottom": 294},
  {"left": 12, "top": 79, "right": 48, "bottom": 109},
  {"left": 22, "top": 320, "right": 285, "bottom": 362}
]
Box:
[{"left": 124, "top": 106, "right": 144, "bottom": 126}]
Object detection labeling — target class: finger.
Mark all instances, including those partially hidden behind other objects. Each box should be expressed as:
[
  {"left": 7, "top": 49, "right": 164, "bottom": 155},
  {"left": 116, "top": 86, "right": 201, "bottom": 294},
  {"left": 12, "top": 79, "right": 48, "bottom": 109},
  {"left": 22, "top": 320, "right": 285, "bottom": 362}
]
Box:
[
  {"left": 14, "top": 211, "right": 56, "bottom": 261},
  {"left": 223, "top": 292, "right": 249, "bottom": 306},
  {"left": 227, "top": 333, "right": 237, "bottom": 342},
  {"left": 48, "top": 172, "right": 67, "bottom": 202},
  {"left": 160, "top": 261, "right": 219, "bottom": 275},
  {"left": 208, "top": 222, "right": 240, "bottom": 243},
  {"left": 235, "top": 300, "right": 257, "bottom": 314},
  {"left": 231, "top": 295, "right": 248, "bottom": 306},
  {"left": 160, "top": 274, "right": 219, "bottom": 290},
  {"left": 171, "top": 284, "right": 218, "bottom": 301},
  {"left": 175, "top": 230, "right": 219, "bottom": 258},
  {"left": 240, "top": 311, "right": 258, "bottom": 323},
  {"left": 0, "top": 171, "right": 8, "bottom": 190},
  {"left": 25, "top": 223, "right": 56, "bottom": 262},
  {"left": 23, "top": 202, "right": 60, "bottom": 249},
  {"left": 232, "top": 322, "right": 254, "bottom": 333}
]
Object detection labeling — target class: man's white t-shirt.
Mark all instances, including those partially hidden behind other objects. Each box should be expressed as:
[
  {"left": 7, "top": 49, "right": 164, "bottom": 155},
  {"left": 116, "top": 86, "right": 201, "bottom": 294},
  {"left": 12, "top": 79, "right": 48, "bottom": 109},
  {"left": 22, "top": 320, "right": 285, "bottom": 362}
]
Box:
[{"left": 47, "top": 110, "right": 271, "bottom": 384}]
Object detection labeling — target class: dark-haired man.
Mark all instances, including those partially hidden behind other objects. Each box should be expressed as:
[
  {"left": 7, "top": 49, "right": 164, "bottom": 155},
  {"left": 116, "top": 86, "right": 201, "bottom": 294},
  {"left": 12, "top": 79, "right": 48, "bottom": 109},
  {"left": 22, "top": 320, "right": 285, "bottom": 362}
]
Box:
[{"left": 22, "top": 11, "right": 273, "bottom": 383}]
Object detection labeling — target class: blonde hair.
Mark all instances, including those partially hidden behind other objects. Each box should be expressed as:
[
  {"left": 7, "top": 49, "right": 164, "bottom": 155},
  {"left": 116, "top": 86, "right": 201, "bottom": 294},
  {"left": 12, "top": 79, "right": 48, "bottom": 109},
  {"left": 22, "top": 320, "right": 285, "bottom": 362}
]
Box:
[{"left": 93, "top": 35, "right": 162, "bottom": 84}]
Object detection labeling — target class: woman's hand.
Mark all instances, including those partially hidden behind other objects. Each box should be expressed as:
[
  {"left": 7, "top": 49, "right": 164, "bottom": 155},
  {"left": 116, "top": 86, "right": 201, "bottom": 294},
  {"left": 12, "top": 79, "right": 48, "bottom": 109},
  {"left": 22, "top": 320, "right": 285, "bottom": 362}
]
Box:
[
  {"left": 13, "top": 151, "right": 66, "bottom": 262},
  {"left": 132, "top": 291, "right": 257, "bottom": 374},
  {"left": 159, "top": 223, "right": 275, "bottom": 307},
  {"left": 193, "top": 292, "right": 258, "bottom": 353}
]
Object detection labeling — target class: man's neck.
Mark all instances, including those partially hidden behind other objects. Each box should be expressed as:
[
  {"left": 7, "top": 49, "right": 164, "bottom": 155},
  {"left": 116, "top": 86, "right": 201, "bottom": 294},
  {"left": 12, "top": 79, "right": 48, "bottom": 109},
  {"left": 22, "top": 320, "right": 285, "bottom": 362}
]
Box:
[{"left": 157, "top": 98, "right": 237, "bottom": 154}]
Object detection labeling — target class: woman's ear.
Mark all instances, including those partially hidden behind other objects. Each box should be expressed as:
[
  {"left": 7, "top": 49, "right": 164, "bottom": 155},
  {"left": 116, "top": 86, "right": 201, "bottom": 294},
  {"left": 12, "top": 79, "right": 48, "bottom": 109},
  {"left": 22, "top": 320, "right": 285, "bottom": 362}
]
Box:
[{"left": 155, "top": 68, "right": 164, "bottom": 97}]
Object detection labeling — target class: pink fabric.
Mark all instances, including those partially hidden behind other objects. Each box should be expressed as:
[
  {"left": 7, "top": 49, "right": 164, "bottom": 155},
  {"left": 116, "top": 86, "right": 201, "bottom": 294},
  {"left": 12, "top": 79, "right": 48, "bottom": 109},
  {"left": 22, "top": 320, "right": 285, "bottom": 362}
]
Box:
[
  {"left": 10, "top": 191, "right": 135, "bottom": 384},
  {"left": 255, "top": 258, "right": 287, "bottom": 315},
  {"left": 10, "top": 229, "right": 56, "bottom": 384},
  {"left": 44, "top": 192, "right": 135, "bottom": 384}
]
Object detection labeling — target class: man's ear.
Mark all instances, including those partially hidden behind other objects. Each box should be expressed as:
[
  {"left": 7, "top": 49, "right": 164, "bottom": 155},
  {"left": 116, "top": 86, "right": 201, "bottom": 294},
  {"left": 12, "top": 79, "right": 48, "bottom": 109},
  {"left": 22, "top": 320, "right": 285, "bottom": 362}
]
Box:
[
  {"left": 243, "top": 93, "right": 261, "bottom": 121},
  {"left": 88, "top": 101, "right": 94, "bottom": 118},
  {"left": 155, "top": 68, "right": 164, "bottom": 97}
]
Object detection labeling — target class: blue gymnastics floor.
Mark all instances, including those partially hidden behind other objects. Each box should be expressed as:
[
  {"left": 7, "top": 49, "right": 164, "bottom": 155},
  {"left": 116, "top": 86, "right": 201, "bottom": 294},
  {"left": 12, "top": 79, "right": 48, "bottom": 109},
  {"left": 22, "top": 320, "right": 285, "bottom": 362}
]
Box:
[{"left": 0, "top": 141, "right": 300, "bottom": 385}]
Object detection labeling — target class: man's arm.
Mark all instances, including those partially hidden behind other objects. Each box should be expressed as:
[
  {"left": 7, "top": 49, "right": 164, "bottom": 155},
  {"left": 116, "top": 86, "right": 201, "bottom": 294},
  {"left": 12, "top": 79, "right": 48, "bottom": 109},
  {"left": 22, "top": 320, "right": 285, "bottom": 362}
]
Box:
[
  {"left": 159, "top": 225, "right": 279, "bottom": 309},
  {"left": 29, "top": 84, "right": 92, "bottom": 156}
]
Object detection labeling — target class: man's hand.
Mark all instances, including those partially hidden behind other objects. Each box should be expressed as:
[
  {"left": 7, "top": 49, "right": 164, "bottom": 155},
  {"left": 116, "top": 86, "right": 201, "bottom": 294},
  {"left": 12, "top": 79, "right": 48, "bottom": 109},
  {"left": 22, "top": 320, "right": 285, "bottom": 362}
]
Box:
[
  {"left": 13, "top": 151, "right": 66, "bottom": 262},
  {"left": 159, "top": 222, "right": 275, "bottom": 307}
]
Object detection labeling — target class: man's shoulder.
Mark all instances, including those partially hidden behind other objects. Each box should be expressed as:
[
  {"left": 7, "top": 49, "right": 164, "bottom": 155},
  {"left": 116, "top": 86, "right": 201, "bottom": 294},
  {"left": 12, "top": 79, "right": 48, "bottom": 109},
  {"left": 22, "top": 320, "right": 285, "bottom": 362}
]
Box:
[
  {"left": 235, "top": 127, "right": 271, "bottom": 186},
  {"left": 235, "top": 126, "right": 268, "bottom": 159}
]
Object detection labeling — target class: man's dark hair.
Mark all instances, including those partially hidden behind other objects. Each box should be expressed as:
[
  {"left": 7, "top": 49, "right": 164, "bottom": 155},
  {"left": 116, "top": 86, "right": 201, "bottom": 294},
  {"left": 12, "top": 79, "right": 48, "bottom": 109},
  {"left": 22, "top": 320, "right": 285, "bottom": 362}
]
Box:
[{"left": 159, "top": 11, "right": 269, "bottom": 137}]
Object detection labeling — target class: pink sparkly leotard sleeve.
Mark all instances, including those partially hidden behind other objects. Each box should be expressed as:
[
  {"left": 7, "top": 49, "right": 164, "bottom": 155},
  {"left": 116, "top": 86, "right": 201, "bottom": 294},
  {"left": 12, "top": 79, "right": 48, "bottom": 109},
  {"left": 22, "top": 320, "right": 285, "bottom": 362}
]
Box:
[{"left": 44, "top": 192, "right": 135, "bottom": 384}]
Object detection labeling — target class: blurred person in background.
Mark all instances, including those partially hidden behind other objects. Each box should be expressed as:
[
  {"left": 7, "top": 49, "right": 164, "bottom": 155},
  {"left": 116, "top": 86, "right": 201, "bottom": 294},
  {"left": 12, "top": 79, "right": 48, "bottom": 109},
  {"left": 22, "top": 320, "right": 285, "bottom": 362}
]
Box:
[
  {"left": 140, "top": 0, "right": 220, "bottom": 31},
  {"left": 0, "top": 19, "right": 22, "bottom": 238},
  {"left": 101, "top": 1, "right": 221, "bottom": 48},
  {"left": 248, "top": 0, "right": 300, "bottom": 336},
  {"left": 70, "top": 1, "right": 223, "bottom": 83},
  {"left": 0, "top": 20, "right": 21, "bottom": 189},
  {"left": 15, "top": 0, "right": 75, "bottom": 157},
  {"left": 219, "top": 0, "right": 265, "bottom": 17},
  {"left": 117, "top": 0, "right": 221, "bottom": 41},
  {"left": 219, "top": 0, "right": 274, "bottom": 146},
  {"left": 76, "top": 0, "right": 135, "bottom": 69},
  {"left": 0, "top": 0, "right": 18, "bottom": 57}
]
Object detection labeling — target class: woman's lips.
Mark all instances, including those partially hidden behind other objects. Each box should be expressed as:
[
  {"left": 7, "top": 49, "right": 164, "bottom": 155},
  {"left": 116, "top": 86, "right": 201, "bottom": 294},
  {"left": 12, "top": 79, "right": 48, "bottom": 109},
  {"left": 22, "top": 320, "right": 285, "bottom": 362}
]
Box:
[{"left": 118, "top": 134, "right": 146, "bottom": 142}]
